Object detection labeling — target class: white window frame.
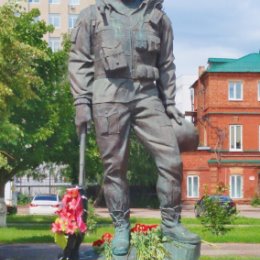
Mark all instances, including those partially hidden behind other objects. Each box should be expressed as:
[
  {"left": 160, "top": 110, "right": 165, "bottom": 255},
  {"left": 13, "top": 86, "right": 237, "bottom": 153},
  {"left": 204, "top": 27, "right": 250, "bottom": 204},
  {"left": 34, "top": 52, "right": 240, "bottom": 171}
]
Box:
[
  {"left": 48, "top": 37, "right": 61, "bottom": 52},
  {"left": 49, "top": 0, "right": 60, "bottom": 4},
  {"left": 69, "top": 0, "right": 80, "bottom": 5},
  {"left": 48, "top": 14, "right": 61, "bottom": 29},
  {"left": 258, "top": 81, "right": 260, "bottom": 101},
  {"left": 228, "top": 81, "right": 243, "bottom": 101},
  {"left": 29, "top": 0, "right": 39, "bottom": 3},
  {"left": 230, "top": 175, "right": 243, "bottom": 199},
  {"left": 68, "top": 14, "right": 79, "bottom": 29},
  {"left": 229, "top": 125, "right": 243, "bottom": 151},
  {"left": 187, "top": 175, "right": 199, "bottom": 198}
]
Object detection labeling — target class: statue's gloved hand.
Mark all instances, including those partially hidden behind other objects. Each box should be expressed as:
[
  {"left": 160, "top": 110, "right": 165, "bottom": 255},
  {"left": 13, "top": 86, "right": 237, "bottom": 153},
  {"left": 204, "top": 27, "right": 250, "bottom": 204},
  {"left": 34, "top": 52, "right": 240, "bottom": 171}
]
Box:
[
  {"left": 75, "top": 104, "right": 92, "bottom": 135},
  {"left": 165, "top": 105, "right": 184, "bottom": 125}
]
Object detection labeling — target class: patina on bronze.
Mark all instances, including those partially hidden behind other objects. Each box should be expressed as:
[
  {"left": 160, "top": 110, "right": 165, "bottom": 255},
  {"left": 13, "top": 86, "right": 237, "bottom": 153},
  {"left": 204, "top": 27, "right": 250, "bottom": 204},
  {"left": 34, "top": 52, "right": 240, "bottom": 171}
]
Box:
[{"left": 68, "top": 0, "right": 200, "bottom": 259}]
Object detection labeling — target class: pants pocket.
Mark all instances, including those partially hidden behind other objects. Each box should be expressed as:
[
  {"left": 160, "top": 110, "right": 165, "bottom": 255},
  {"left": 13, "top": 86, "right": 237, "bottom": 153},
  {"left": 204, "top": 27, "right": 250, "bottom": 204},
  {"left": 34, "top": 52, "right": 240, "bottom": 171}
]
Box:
[{"left": 94, "top": 105, "right": 120, "bottom": 135}]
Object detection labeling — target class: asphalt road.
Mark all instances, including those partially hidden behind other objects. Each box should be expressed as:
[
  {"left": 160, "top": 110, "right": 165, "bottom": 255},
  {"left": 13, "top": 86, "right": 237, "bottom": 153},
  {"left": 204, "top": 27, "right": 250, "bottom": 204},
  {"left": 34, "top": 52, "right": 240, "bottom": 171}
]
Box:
[{"left": 1, "top": 243, "right": 260, "bottom": 260}]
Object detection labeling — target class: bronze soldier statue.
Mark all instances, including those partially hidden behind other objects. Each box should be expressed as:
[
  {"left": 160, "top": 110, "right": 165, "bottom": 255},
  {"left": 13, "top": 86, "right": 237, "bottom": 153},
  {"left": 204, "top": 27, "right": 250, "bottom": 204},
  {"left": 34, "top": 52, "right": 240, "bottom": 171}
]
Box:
[{"left": 69, "top": 0, "right": 200, "bottom": 257}]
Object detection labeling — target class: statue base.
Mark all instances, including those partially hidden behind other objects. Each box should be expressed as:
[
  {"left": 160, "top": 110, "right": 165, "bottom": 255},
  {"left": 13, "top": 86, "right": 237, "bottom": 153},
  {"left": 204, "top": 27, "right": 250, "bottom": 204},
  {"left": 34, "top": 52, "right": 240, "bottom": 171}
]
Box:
[{"left": 79, "top": 241, "right": 201, "bottom": 260}]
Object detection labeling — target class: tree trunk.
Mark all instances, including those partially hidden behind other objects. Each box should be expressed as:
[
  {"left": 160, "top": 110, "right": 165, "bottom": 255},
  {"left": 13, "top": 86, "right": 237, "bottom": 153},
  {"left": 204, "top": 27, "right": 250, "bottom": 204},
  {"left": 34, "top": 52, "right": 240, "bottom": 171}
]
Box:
[
  {"left": 0, "top": 171, "right": 10, "bottom": 227},
  {"left": 0, "top": 197, "right": 7, "bottom": 227}
]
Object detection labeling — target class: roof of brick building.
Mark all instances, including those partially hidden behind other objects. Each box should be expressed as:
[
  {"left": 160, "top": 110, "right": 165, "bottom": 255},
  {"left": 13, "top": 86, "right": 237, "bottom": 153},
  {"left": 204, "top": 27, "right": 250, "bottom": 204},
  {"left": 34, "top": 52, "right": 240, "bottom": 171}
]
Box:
[{"left": 207, "top": 53, "right": 260, "bottom": 72}]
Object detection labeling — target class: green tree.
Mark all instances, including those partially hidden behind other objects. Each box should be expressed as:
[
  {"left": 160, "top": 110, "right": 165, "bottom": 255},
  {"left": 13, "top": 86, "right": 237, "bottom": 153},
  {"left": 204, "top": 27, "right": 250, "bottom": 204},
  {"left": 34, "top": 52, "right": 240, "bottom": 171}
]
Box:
[
  {"left": 0, "top": 2, "right": 73, "bottom": 225},
  {"left": 0, "top": 0, "right": 103, "bottom": 200}
]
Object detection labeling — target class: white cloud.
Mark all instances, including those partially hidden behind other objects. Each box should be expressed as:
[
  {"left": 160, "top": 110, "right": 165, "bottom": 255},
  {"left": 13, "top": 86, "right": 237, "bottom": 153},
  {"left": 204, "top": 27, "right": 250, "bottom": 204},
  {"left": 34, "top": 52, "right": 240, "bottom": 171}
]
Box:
[
  {"left": 174, "top": 44, "right": 243, "bottom": 77},
  {"left": 163, "top": 0, "right": 260, "bottom": 77}
]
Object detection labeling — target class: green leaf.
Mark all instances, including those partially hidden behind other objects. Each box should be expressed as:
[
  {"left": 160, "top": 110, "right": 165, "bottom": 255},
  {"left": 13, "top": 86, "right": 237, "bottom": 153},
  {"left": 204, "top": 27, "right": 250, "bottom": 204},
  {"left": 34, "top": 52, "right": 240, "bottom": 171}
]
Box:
[{"left": 54, "top": 233, "right": 67, "bottom": 249}]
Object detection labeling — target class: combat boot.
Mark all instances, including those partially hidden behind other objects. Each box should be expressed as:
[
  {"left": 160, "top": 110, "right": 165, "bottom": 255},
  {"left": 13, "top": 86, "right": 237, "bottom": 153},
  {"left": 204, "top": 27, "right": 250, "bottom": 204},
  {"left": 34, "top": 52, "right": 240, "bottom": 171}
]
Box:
[
  {"left": 161, "top": 206, "right": 201, "bottom": 244},
  {"left": 110, "top": 210, "right": 130, "bottom": 256}
]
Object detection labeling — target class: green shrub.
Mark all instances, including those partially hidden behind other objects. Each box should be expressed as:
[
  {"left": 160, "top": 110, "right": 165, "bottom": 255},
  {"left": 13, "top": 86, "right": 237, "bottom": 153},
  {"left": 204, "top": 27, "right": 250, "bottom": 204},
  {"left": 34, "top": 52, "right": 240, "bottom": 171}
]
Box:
[
  {"left": 251, "top": 193, "right": 260, "bottom": 207},
  {"left": 87, "top": 199, "right": 98, "bottom": 234},
  {"left": 199, "top": 195, "right": 237, "bottom": 236},
  {"left": 17, "top": 193, "right": 31, "bottom": 205}
]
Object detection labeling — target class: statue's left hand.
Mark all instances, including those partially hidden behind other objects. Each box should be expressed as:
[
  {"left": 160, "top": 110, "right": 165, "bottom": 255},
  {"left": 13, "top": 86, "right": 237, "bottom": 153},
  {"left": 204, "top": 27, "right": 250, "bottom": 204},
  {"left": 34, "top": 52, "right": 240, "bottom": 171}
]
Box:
[{"left": 165, "top": 105, "right": 184, "bottom": 125}]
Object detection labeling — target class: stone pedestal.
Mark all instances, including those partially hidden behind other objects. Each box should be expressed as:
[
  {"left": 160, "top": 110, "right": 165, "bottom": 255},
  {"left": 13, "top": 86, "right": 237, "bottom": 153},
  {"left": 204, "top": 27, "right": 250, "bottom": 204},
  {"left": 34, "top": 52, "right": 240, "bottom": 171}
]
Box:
[{"left": 79, "top": 241, "right": 201, "bottom": 260}]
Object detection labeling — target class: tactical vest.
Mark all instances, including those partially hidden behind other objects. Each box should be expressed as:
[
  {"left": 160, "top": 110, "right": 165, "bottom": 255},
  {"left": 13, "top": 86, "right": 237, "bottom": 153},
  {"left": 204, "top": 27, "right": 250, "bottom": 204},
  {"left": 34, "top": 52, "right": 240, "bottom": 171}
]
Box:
[{"left": 91, "top": 3, "right": 164, "bottom": 81}]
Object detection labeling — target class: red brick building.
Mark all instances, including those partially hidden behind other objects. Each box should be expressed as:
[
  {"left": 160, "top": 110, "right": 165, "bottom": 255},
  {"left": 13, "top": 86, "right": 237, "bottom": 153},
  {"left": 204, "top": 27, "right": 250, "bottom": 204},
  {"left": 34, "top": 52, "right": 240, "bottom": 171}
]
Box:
[{"left": 182, "top": 53, "right": 260, "bottom": 204}]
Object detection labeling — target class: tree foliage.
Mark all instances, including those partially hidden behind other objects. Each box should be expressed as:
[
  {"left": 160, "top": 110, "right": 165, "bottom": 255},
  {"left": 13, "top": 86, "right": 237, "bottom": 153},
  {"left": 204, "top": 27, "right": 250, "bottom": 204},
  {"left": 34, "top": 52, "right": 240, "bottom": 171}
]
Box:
[{"left": 0, "top": 1, "right": 70, "bottom": 196}]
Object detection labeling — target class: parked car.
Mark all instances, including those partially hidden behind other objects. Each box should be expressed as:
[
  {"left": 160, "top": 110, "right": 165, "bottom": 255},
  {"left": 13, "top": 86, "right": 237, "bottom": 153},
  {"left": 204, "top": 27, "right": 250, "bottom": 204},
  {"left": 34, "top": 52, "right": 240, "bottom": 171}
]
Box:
[
  {"left": 194, "top": 195, "right": 236, "bottom": 217},
  {"left": 29, "top": 194, "right": 61, "bottom": 215}
]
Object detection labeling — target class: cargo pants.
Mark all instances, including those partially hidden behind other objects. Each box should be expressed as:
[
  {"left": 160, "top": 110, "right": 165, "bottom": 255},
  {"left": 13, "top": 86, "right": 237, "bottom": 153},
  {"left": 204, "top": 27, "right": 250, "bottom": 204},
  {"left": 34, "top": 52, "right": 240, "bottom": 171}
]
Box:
[{"left": 93, "top": 95, "right": 183, "bottom": 212}]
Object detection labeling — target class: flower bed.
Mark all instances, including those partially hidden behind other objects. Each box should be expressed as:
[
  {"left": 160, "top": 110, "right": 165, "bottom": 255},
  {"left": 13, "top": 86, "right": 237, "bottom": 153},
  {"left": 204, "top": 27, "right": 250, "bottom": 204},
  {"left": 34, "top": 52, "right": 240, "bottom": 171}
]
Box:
[{"left": 92, "top": 224, "right": 169, "bottom": 260}]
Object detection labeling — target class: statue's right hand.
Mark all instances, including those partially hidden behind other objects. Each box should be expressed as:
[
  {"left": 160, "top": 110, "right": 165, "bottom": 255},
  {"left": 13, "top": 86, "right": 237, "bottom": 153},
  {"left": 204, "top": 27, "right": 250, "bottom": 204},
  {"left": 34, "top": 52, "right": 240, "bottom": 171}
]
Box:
[{"left": 75, "top": 104, "right": 92, "bottom": 134}]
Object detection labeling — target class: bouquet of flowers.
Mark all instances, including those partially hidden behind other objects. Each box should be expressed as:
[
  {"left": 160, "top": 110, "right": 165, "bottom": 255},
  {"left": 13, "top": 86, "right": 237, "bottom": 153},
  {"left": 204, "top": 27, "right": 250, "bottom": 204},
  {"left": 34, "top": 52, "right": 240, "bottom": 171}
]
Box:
[
  {"left": 92, "top": 224, "right": 169, "bottom": 260},
  {"left": 51, "top": 187, "right": 87, "bottom": 249}
]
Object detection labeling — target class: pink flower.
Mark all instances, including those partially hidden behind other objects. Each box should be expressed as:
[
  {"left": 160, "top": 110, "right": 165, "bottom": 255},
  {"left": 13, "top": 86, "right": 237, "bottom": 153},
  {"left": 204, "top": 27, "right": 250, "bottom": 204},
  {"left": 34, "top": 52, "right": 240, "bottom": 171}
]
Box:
[
  {"left": 51, "top": 221, "right": 62, "bottom": 233},
  {"left": 66, "top": 221, "right": 78, "bottom": 235},
  {"left": 51, "top": 187, "right": 87, "bottom": 236}
]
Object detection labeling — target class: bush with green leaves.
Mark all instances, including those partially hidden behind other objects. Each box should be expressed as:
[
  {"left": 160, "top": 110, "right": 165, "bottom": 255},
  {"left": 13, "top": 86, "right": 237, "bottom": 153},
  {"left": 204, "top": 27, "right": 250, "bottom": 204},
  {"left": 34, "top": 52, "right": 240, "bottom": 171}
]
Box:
[
  {"left": 199, "top": 195, "right": 237, "bottom": 236},
  {"left": 17, "top": 193, "right": 31, "bottom": 205},
  {"left": 251, "top": 193, "right": 260, "bottom": 207},
  {"left": 86, "top": 198, "right": 98, "bottom": 234}
]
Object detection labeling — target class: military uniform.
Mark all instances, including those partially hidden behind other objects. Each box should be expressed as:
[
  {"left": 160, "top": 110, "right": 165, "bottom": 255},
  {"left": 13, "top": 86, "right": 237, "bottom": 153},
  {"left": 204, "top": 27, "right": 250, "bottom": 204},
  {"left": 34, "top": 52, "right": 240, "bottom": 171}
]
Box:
[{"left": 69, "top": 0, "right": 200, "bottom": 256}]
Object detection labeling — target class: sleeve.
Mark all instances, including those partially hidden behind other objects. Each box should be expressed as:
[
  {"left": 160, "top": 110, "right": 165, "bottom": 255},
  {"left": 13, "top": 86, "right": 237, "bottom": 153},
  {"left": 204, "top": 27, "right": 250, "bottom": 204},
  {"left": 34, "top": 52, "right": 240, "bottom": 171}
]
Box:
[
  {"left": 69, "top": 7, "right": 94, "bottom": 106},
  {"left": 156, "top": 14, "right": 176, "bottom": 107}
]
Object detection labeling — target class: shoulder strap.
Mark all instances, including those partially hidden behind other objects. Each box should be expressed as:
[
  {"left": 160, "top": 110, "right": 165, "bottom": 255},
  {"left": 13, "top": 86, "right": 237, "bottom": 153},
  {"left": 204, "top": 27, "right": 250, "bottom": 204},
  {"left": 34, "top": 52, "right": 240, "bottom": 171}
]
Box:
[
  {"left": 150, "top": 8, "right": 164, "bottom": 25},
  {"left": 88, "top": 5, "right": 97, "bottom": 34}
]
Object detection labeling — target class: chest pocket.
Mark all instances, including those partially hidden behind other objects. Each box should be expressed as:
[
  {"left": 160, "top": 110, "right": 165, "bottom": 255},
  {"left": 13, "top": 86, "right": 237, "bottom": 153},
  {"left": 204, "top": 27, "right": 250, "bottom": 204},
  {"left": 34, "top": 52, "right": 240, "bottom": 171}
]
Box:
[
  {"left": 98, "top": 27, "right": 128, "bottom": 72},
  {"left": 100, "top": 41, "right": 127, "bottom": 71},
  {"left": 135, "top": 32, "right": 160, "bottom": 53},
  {"left": 134, "top": 8, "right": 163, "bottom": 53}
]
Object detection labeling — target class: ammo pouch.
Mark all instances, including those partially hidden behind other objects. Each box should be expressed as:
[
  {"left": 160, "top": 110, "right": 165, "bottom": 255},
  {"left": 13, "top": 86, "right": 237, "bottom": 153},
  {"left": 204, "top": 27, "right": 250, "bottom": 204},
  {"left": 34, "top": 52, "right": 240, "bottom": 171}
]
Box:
[
  {"left": 100, "top": 41, "right": 127, "bottom": 71},
  {"left": 99, "top": 28, "right": 127, "bottom": 72},
  {"left": 135, "top": 32, "right": 161, "bottom": 53},
  {"left": 134, "top": 65, "right": 159, "bottom": 80}
]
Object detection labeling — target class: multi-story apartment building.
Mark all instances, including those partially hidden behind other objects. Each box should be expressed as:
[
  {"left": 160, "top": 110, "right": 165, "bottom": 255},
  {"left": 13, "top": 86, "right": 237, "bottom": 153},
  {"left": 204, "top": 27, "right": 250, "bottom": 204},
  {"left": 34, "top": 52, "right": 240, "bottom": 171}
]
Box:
[
  {"left": 182, "top": 53, "right": 260, "bottom": 204},
  {"left": 1, "top": 0, "right": 94, "bottom": 51}
]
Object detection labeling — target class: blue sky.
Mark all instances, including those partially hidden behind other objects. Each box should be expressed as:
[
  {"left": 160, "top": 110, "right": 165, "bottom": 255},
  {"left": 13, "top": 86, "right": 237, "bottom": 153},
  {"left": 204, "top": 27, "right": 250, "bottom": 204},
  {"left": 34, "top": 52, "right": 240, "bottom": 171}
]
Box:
[{"left": 163, "top": 0, "right": 260, "bottom": 77}]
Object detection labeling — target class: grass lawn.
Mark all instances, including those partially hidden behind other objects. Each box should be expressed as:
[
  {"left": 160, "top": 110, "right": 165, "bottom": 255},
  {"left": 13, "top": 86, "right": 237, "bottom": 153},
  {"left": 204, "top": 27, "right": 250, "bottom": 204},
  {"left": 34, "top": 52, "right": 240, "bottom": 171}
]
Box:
[
  {"left": 2, "top": 215, "right": 260, "bottom": 244},
  {"left": 7, "top": 215, "right": 260, "bottom": 225}
]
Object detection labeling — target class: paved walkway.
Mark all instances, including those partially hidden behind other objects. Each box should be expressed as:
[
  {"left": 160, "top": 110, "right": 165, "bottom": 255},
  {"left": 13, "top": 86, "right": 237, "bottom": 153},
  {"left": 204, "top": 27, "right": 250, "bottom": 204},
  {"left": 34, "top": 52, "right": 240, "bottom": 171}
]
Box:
[
  {"left": 17, "top": 204, "right": 260, "bottom": 218},
  {"left": 94, "top": 204, "right": 260, "bottom": 218},
  {"left": 0, "top": 243, "right": 260, "bottom": 260}
]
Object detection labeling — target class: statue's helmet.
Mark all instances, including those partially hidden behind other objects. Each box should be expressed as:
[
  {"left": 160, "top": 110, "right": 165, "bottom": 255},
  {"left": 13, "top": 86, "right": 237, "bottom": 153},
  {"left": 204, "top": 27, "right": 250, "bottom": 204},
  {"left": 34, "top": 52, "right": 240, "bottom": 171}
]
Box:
[{"left": 171, "top": 118, "right": 199, "bottom": 153}]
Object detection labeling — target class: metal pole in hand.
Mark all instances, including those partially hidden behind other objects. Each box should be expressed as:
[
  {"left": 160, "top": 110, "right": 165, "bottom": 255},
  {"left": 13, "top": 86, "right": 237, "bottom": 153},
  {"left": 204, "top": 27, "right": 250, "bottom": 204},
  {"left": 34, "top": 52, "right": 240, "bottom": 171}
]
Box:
[{"left": 79, "top": 124, "right": 87, "bottom": 188}]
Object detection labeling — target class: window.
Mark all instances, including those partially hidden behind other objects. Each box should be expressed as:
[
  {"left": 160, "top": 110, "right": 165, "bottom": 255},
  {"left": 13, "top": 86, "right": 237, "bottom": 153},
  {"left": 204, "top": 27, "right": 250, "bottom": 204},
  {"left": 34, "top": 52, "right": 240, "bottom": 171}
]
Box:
[
  {"left": 49, "top": 37, "right": 61, "bottom": 52},
  {"left": 229, "top": 125, "right": 243, "bottom": 151},
  {"left": 48, "top": 14, "right": 61, "bottom": 29},
  {"left": 69, "top": 0, "right": 80, "bottom": 5},
  {"left": 187, "top": 176, "right": 199, "bottom": 198},
  {"left": 228, "top": 81, "right": 243, "bottom": 100},
  {"left": 68, "top": 14, "right": 79, "bottom": 29},
  {"left": 29, "top": 0, "right": 39, "bottom": 3},
  {"left": 49, "top": 0, "right": 60, "bottom": 3},
  {"left": 230, "top": 175, "right": 243, "bottom": 198},
  {"left": 258, "top": 81, "right": 260, "bottom": 101}
]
